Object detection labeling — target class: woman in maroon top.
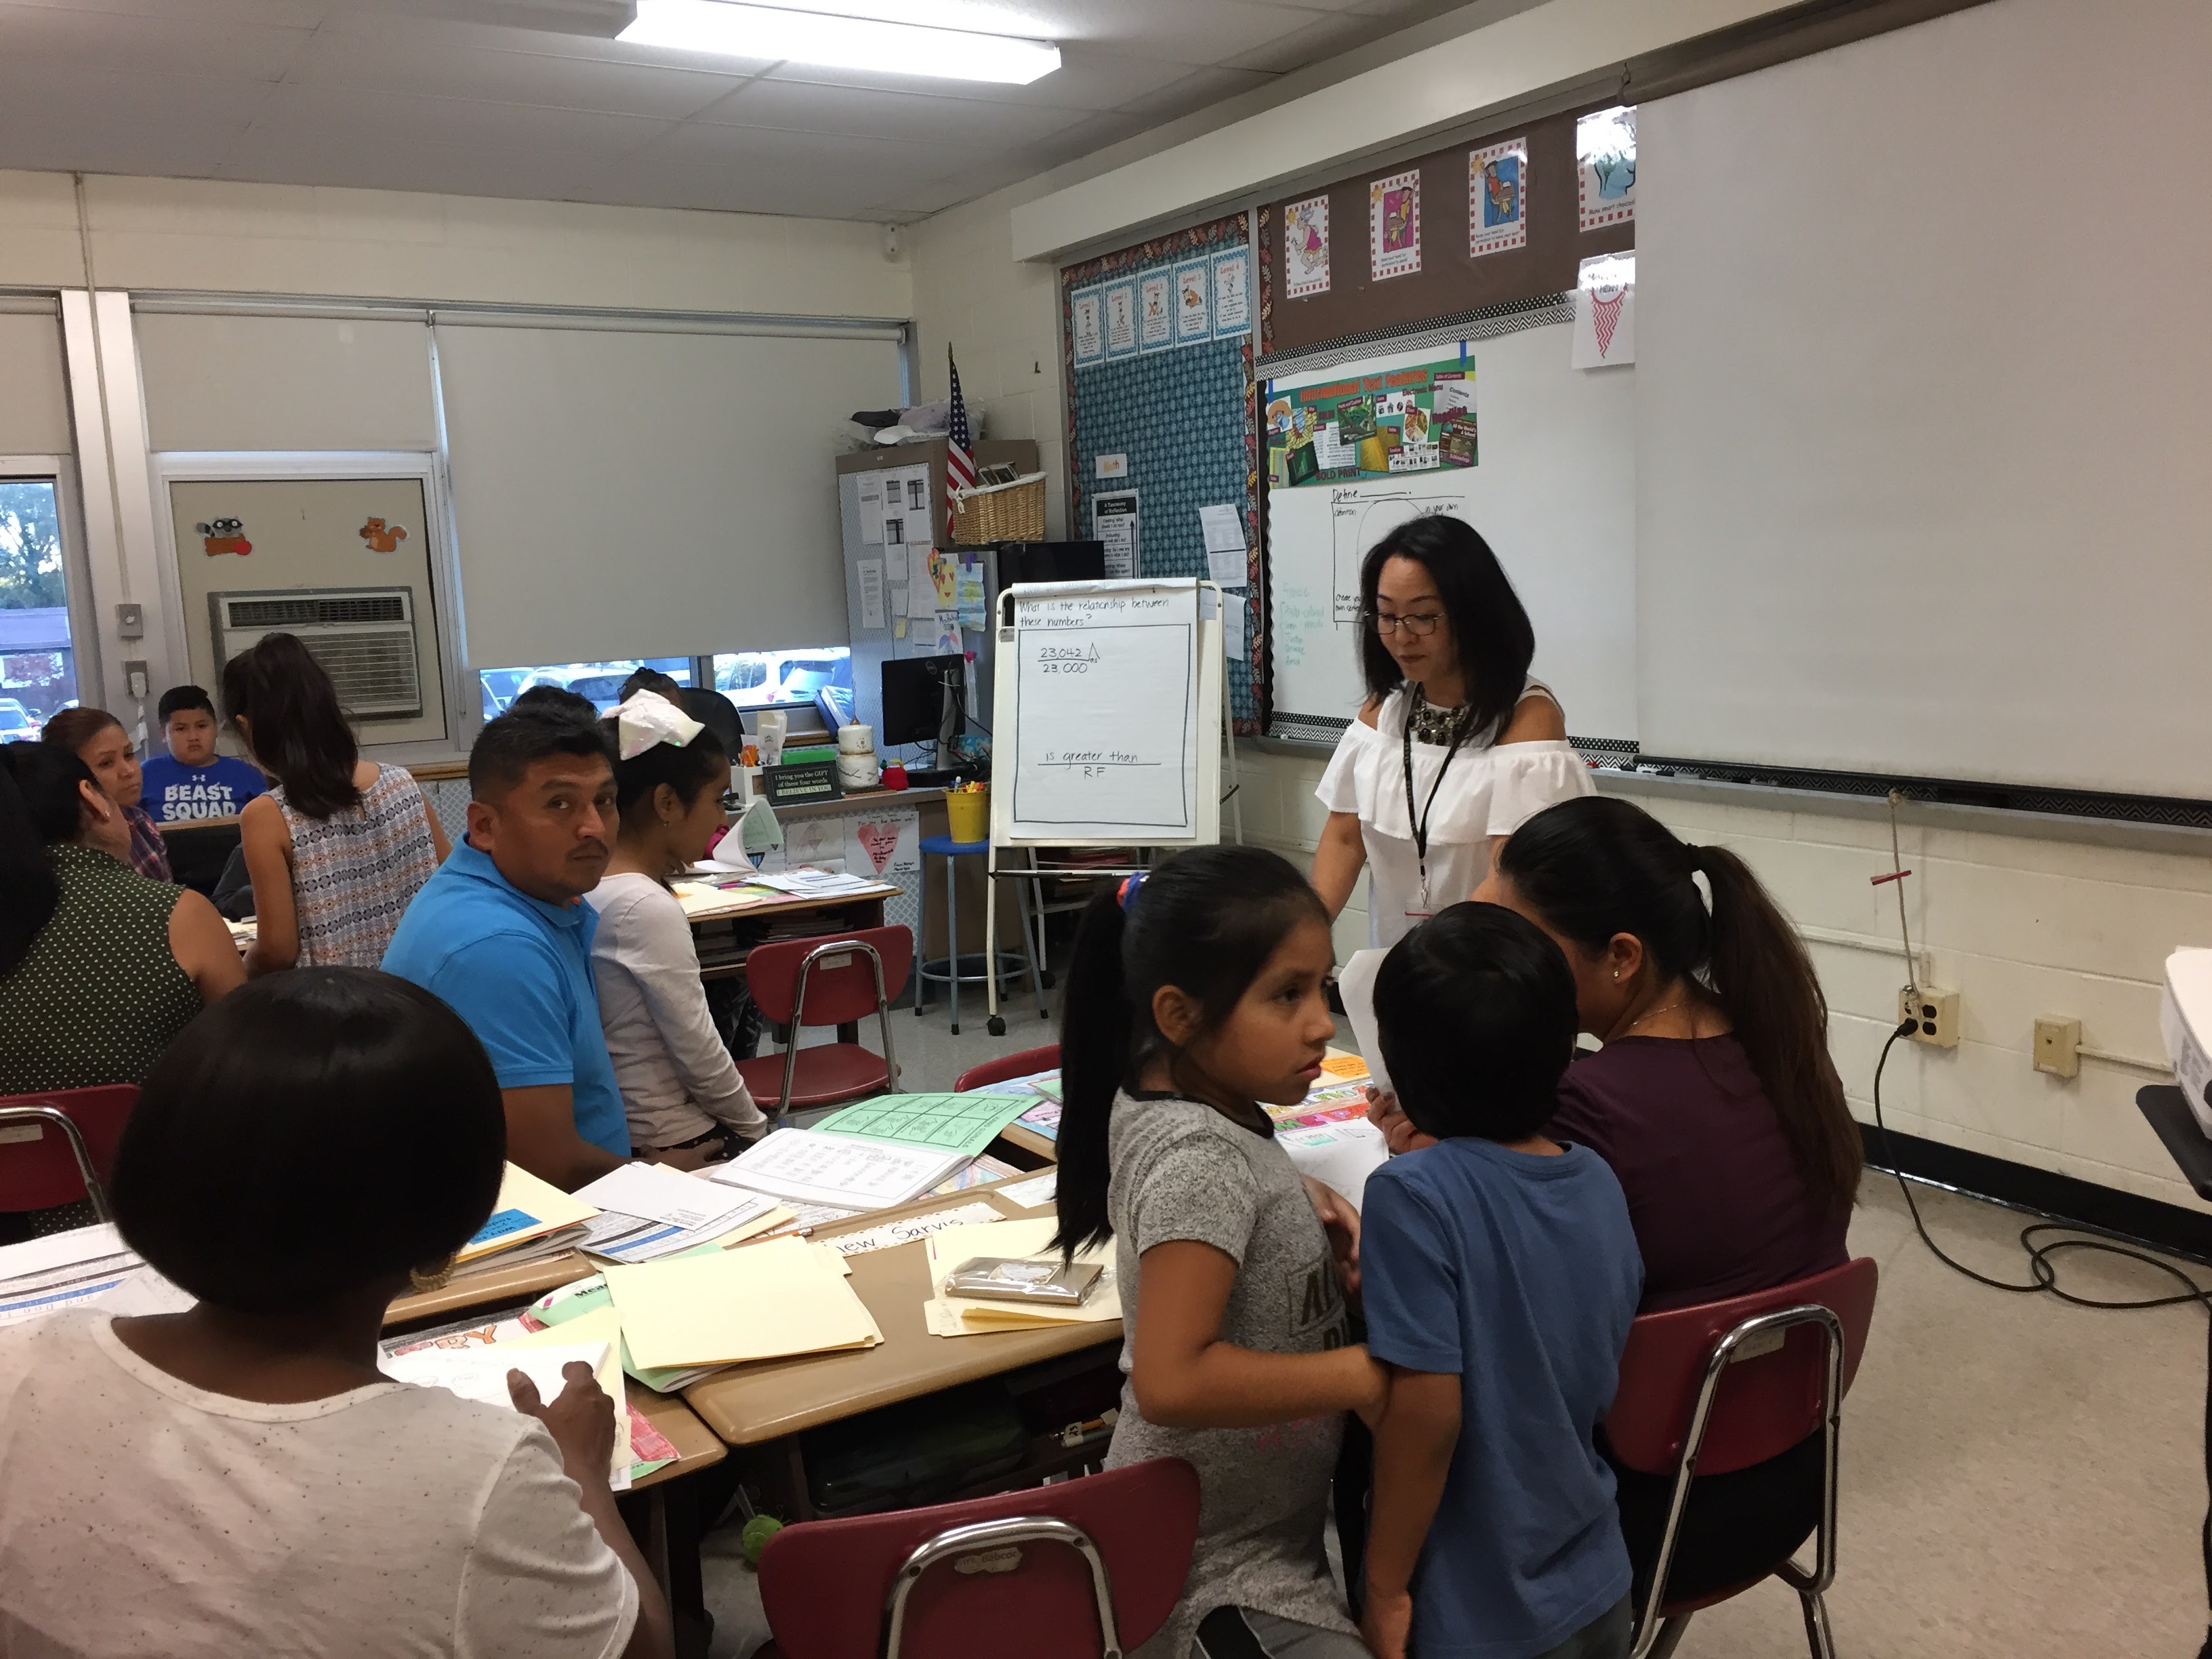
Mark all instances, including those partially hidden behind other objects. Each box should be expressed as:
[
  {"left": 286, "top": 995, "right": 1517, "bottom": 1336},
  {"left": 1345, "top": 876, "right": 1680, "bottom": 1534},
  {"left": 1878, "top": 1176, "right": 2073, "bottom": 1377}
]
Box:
[{"left": 1371, "top": 794, "right": 1861, "bottom": 1603}]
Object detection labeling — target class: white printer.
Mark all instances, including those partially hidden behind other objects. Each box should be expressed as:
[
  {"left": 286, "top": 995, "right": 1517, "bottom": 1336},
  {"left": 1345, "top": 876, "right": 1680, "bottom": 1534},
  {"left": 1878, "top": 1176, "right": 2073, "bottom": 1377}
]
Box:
[{"left": 2158, "top": 947, "right": 2212, "bottom": 1136}]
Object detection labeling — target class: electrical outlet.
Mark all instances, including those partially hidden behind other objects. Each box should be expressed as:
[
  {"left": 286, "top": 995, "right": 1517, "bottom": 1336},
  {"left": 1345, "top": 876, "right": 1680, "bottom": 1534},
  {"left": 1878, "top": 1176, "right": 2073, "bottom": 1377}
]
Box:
[
  {"left": 2034, "top": 1016, "right": 2082, "bottom": 1078},
  {"left": 1898, "top": 985, "right": 1961, "bottom": 1047}
]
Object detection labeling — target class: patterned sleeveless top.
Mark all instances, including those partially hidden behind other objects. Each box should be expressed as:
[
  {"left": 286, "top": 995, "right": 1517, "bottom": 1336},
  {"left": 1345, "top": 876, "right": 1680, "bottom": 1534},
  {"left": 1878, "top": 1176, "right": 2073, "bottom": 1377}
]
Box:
[
  {"left": 273, "top": 766, "right": 441, "bottom": 968},
  {"left": 0, "top": 843, "right": 202, "bottom": 1092}
]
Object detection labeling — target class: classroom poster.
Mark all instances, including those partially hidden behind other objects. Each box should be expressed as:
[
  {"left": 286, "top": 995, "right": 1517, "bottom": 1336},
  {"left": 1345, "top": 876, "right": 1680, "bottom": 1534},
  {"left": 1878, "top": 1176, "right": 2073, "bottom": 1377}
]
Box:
[
  {"left": 1174, "top": 261, "right": 1210, "bottom": 341},
  {"left": 1370, "top": 168, "right": 1422, "bottom": 281},
  {"left": 1138, "top": 272, "right": 1174, "bottom": 351},
  {"left": 1211, "top": 247, "right": 1251, "bottom": 337},
  {"left": 1092, "top": 489, "right": 1139, "bottom": 578},
  {"left": 1572, "top": 252, "right": 1637, "bottom": 368},
  {"left": 1265, "top": 344, "right": 1476, "bottom": 489},
  {"left": 1468, "top": 138, "right": 1530, "bottom": 258},
  {"left": 1577, "top": 105, "right": 1637, "bottom": 230},
  {"left": 1283, "top": 194, "right": 1330, "bottom": 298},
  {"left": 857, "top": 558, "right": 885, "bottom": 630},
  {"left": 1071, "top": 288, "right": 1105, "bottom": 367},
  {"left": 1103, "top": 283, "right": 1139, "bottom": 357},
  {"left": 857, "top": 472, "right": 883, "bottom": 544}
]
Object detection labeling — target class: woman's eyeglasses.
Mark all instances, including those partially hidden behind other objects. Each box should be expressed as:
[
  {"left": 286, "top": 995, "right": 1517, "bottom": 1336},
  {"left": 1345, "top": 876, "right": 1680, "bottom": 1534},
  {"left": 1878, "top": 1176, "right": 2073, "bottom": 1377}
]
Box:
[{"left": 1365, "top": 610, "right": 1444, "bottom": 638}]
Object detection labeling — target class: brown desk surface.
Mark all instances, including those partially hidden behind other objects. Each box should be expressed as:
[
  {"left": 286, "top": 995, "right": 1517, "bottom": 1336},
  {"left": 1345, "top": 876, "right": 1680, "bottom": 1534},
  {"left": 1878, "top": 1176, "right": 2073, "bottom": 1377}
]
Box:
[
  {"left": 682, "top": 1182, "right": 1118, "bottom": 1447},
  {"left": 630, "top": 1381, "right": 727, "bottom": 1492},
  {"left": 681, "top": 880, "right": 901, "bottom": 926},
  {"left": 384, "top": 1252, "right": 597, "bottom": 1329}
]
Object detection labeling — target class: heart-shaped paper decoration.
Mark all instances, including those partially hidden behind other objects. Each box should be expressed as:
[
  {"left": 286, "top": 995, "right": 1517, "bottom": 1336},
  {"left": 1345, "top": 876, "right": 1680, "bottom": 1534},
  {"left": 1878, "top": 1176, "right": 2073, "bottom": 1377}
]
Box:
[{"left": 856, "top": 821, "right": 901, "bottom": 874}]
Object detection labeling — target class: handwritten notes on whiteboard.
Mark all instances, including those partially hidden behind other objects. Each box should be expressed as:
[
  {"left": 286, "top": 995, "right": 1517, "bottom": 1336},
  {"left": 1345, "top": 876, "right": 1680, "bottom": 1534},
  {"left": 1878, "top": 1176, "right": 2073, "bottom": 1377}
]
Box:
[{"left": 1010, "top": 585, "right": 1200, "bottom": 840}]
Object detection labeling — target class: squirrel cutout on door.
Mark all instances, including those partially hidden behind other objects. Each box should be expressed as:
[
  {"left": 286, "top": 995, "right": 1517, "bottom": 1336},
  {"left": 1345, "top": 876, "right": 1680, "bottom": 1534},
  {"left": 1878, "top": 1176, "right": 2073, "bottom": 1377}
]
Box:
[{"left": 359, "top": 518, "right": 408, "bottom": 553}]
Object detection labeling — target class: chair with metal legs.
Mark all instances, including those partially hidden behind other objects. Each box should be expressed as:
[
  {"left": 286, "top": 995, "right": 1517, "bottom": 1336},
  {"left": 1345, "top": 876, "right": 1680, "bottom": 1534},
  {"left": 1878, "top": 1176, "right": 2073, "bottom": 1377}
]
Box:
[{"left": 1603, "top": 1256, "right": 1881, "bottom": 1659}]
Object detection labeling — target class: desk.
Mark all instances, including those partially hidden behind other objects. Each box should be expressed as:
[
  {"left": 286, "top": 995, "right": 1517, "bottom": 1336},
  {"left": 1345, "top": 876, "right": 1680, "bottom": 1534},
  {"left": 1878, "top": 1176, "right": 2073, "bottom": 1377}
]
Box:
[
  {"left": 684, "top": 881, "right": 901, "bottom": 981},
  {"left": 683, "top": 1182, "right": 1124, "bottom": 1521}
]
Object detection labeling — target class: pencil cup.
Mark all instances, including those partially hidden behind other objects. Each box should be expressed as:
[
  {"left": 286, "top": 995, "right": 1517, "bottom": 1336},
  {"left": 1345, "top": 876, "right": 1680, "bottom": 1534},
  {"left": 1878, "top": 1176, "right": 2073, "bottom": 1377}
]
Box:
[{"left": 945, "top": 786, "right": 989, "bottom": 843}]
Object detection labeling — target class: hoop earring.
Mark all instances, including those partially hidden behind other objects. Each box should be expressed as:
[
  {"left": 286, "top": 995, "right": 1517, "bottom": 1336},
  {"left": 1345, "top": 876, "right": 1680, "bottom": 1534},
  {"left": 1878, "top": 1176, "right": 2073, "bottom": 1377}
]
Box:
[{"left": 408, "top": 1254, "right": 457, "bottom": 1294}]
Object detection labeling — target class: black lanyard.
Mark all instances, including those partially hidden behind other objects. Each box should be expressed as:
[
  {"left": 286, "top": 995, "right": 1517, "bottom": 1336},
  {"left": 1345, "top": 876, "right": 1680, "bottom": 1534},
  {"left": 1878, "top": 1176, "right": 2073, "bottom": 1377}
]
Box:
[{"left": 1402, "top": 693, "right": 1471, "bottom": 905}]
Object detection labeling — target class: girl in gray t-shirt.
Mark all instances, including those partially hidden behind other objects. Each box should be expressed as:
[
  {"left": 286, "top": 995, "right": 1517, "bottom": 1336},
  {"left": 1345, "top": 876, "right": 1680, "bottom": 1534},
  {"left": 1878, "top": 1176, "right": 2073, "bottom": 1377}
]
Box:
[{"left": 1052, "top": 846, "right": 1386, "bottom": 1659}]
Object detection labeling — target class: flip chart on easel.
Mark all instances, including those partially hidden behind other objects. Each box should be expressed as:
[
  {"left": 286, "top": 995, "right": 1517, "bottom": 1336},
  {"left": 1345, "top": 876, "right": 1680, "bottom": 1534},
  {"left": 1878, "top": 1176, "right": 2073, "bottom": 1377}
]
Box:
[{"left": 991, "top": 579, "right": 1225, "bottom": 848}]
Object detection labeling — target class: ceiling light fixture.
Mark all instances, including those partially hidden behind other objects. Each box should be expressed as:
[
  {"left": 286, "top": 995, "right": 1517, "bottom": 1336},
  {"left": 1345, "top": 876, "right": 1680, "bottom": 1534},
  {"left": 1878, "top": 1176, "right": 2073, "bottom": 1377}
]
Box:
[{"left": 619, "top": 0, "right": 1061, "bottom": 85}]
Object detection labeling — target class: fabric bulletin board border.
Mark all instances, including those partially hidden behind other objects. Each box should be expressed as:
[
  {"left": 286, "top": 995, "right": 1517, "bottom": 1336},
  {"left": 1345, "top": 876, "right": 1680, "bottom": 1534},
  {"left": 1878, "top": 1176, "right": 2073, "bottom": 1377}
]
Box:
[{"left": 1062, "top": 213, "right": 1261, "bottom": 733}]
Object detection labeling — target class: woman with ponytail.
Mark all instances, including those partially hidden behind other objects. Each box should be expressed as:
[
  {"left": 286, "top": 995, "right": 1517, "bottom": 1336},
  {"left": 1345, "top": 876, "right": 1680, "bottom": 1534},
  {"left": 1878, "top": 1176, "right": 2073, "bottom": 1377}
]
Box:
[
  {"left": 1373, "top": 793, "right": 1858, "bottom": 1607},
  {"left": 1054, "top": 844, "right": 1385, "bottom": 1659}
]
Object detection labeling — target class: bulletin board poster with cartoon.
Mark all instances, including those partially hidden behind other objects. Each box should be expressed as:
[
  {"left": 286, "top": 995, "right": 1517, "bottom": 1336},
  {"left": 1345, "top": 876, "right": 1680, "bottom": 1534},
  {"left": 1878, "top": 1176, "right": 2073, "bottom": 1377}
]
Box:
[
  {"left": 1265, "top": 345, "right": 1477, "bottom": 490},
  {"left": 166, "top": 475, "right": 447, "bottom": 747}
]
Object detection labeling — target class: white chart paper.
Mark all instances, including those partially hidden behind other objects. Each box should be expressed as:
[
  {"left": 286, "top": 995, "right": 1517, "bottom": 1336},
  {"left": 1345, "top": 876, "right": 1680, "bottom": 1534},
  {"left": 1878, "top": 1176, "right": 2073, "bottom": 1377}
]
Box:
[{"left": 1008, "top": 584, "right": 1200, "bottom": 840}]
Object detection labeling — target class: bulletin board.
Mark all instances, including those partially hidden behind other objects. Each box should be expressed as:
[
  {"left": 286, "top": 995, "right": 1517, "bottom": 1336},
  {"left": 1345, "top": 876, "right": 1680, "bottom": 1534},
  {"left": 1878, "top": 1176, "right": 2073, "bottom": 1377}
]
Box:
[{"left": 1062, "top": 213, "right": 1261, "bottom": 732}]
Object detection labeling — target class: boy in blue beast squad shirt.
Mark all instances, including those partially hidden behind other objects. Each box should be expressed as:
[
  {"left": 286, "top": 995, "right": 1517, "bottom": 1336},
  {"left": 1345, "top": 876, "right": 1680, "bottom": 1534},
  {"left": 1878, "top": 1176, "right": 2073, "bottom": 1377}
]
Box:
[
  {"left": 1359, "top": 901, "right": 1643, "bottom": 1659},
  {"left": 140, "top": 684, "right": 266, "bottom": 823}
]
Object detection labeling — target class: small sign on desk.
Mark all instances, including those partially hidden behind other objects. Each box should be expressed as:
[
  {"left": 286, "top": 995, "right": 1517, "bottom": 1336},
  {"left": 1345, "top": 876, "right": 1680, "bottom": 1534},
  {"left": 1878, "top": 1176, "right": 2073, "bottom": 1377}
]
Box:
[{"left": 762, "top": 759, "right": 842, "bottom": 808}]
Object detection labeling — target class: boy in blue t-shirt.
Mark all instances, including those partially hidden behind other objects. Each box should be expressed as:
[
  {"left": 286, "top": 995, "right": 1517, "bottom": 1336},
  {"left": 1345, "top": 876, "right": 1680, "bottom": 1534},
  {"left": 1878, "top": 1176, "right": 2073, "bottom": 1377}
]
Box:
[
  {"left": 1359, "top": 903, "right": 1644, "bottom": 1659},
  {"left": 140, "top": 684, "right": 267, "bottom": 823}
]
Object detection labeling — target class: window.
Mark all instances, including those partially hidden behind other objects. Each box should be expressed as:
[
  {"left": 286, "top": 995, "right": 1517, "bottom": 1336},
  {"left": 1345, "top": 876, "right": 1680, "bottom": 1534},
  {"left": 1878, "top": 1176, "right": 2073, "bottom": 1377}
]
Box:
[
  {"left": 710, "top": 647, "right": 853, "bottom": 716},
  {"left": 0, "top": 479, "right": 78, "bottom": 739},
  {"left": 479, "top": 657, "right": 695, "bottom": 720}
]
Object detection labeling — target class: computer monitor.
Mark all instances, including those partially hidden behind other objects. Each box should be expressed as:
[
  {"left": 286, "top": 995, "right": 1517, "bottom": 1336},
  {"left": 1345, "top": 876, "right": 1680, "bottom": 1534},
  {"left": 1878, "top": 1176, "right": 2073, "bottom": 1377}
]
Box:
[{"left": 880, "top": 653, "right": 966, "bottom": 751}]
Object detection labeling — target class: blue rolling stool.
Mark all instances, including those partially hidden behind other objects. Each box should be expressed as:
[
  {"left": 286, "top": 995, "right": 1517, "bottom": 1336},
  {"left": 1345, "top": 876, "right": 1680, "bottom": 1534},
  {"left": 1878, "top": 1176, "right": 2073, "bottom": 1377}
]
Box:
[{"left": 916, "top": 835, "right": 1046, "bottom": 1036}]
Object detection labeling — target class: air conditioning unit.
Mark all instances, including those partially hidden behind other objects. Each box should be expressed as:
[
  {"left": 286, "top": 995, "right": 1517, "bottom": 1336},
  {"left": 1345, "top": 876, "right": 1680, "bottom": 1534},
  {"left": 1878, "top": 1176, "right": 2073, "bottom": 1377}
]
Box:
[{"left": 212, "top": 588, "right": 424, "bottom": 721}]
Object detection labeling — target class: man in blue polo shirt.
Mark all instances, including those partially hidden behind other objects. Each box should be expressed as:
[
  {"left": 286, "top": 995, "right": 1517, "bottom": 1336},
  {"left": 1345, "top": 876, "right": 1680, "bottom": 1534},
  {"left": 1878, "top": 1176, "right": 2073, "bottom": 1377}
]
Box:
[{"left": 382, "top": 704, "right": 632, "bottom": 1189}]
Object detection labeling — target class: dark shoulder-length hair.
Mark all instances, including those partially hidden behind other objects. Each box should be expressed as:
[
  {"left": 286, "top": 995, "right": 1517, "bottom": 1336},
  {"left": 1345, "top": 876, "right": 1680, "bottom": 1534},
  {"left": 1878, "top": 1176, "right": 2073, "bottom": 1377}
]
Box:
[
  {"left": 1357, "top": 514, "right": 1534, "bottom": 739},
  {"left": 221, "top": 633, "right": 361, "bottom": 820}
]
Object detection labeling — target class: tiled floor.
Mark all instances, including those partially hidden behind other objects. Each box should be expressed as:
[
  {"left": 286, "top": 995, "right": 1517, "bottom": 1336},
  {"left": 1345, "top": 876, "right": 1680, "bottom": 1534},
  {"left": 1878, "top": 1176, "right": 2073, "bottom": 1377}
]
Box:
[{"left": 706, "top": 1002, "right": 2212, "bottom": 1658}]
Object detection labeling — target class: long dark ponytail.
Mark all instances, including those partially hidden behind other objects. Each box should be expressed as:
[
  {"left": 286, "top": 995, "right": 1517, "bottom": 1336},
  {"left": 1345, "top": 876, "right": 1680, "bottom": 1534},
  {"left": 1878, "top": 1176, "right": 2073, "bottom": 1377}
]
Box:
[
  {"left": 222, "top": 633, "right": 360, "bottom": 820},
  {"left": 1053, "top": 844, "right": 1328, "bottom": 1256},
  {"left": 1, "top": 743, "right": 98, "bottom": 975},
  {"left": 1496, "top": 796, "right": 1862, "bottom": 1213}
]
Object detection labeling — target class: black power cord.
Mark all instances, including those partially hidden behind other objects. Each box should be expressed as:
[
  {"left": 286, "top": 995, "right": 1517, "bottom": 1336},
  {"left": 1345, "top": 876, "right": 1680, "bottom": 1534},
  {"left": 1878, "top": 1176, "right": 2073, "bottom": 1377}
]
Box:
[{"left": 1872, "top": 1017, "right": 2212, "bottom": 1659}]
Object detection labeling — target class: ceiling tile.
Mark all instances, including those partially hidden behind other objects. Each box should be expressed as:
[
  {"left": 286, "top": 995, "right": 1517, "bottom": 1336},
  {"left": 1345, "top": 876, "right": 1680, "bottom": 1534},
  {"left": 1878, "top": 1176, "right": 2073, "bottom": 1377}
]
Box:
[
  {"left": 1000, "top": 0, "right": 1330, "bottom": 66},
  {"left": 1218, "top": 8, "right": 1385, "bottom": 73},
  {"left": 757, "top": 45, "right": 1200, "bottom": 113},
  {"left": 696, "top": 79, "right": 1092, "bottom": 147},
  {"left": 0, "top": 1, "right": 313, "bottom": 80},
  {"left": 243, "top": 81, "right": 676, "bottom": 159},
  {"left": 1117, "top": 63, "right": 1278, "bottom": 119},
  {"left": 284, "top": 20, "right": 759, "bottom": 119},
  {"left": 212, "top": 138, "right": 598, "bottom": 203}
]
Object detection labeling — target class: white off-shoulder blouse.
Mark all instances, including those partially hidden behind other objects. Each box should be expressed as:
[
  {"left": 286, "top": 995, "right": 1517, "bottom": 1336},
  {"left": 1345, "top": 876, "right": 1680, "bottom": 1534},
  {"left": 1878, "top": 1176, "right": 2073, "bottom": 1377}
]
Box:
[{"left": 1316, "top": 680, "right": 1594, "bottom": 949}]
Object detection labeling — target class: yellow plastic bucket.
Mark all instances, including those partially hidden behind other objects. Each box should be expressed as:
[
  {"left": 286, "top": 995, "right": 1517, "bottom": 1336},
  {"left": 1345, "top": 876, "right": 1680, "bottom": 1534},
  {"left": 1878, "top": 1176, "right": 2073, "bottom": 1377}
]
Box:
[{"left": 945, "top": 787, "right": 989, "bottom": 843}]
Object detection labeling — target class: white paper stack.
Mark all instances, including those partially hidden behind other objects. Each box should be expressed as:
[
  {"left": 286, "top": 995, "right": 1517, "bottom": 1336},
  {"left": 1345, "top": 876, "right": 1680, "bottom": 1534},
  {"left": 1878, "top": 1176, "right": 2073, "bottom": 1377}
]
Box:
[
  {"left": 703, "top": 1127, "right": 966, "bottom": 1214},
  {"left": 0, "top": 1225, "right": 194, "bottom": 1326},
  {"left": 573, "top": 1163, "right": 782, "bottom": 1263}
]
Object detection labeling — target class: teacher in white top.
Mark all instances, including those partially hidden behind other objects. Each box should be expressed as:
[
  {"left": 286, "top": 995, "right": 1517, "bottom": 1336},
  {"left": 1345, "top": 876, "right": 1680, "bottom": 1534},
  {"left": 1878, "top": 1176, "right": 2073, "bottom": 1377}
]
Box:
[{"left": 1310, "top": 516, "right": 1594, "bottom": 949}]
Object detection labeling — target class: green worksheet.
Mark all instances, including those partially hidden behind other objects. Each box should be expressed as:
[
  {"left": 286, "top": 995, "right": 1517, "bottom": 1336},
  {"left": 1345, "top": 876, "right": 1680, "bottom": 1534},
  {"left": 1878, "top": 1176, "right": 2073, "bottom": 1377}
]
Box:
[{"left": 816, "top": 1092, "right": 1037, "bottom": 1158}]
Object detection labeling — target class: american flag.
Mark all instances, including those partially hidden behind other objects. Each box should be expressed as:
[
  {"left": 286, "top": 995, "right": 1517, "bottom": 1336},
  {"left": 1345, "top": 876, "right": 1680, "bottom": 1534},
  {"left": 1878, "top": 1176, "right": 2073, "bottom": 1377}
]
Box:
[{"left": 945, "top": 346, "right": 975, "bottom": 540}]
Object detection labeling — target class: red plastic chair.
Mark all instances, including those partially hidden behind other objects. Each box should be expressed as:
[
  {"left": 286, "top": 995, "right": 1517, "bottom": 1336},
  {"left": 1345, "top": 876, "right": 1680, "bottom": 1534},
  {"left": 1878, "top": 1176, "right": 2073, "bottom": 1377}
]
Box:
[
  {"left": 757, "top": 1458, "right": 1200, "bottom": 1659},
  {"left": 737, "top": 927, "right": 914, "bottom": 1111},
  {"left": 953, "top": 1045, "right": 1061, "bottom": 1094},
  {"left": 1603, "top": 1257, "right": 1879, "bottom": 1659},
  {"left": 0, "top": 1086, "right": 138, "bottom": 1219}
]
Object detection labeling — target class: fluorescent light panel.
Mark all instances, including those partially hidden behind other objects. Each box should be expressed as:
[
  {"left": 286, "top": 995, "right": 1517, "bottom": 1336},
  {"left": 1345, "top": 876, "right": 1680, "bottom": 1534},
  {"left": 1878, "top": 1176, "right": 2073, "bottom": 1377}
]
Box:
[{"left": 620, "top": 0, "right": 1061, "bottom": 85}]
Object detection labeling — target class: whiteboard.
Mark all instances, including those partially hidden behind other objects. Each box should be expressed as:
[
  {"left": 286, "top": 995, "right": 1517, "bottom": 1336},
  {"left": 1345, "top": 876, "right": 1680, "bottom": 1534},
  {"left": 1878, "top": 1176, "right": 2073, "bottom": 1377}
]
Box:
[
  {"left": 1637, "top": 0, "right": 2212, "bottom": 798},
  {"left": 1265, "top": 325, "right": 1637, "bottom": 743},
  {"left": 990, "top": 580, "right": 1225, "bottom": 848}
]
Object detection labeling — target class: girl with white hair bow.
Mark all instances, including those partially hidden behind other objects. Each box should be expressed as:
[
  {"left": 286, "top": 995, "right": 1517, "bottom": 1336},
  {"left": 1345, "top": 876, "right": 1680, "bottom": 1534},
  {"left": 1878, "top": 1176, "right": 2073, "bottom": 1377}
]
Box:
[{"left": 583, "top": 691, "right": 767, "bottom": 1166}]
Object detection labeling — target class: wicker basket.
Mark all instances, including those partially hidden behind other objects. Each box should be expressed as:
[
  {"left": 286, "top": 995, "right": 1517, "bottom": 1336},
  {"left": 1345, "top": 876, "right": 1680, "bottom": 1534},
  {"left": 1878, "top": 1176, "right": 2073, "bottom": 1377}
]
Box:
[{"left": 950, "top": 472, "right": 1047, "bottom": 545}]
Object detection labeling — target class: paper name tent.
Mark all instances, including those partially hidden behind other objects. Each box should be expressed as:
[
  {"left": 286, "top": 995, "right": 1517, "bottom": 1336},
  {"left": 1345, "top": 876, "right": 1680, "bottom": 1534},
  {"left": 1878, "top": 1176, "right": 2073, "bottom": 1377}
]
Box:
[
  {"left": 457, "top": 1164, "right": 600, "bottom": 1267},
  {"left": 602, "top": 1234, "right": 881, "bottom": 1371}
]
